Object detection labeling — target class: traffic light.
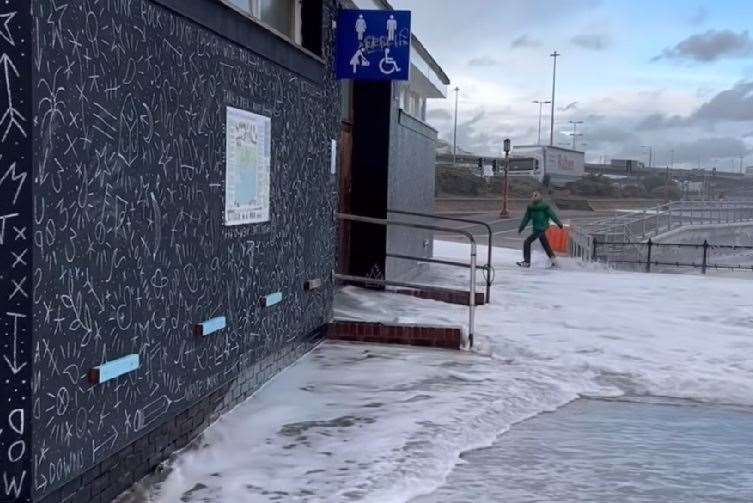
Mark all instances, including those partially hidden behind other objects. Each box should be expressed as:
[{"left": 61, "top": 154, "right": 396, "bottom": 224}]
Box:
[
  {"left": 477, "top": 158, "right": 483, "bottom": 171},
  {"left": 492, "top": 159, "right": 498, "bottom": 174}
]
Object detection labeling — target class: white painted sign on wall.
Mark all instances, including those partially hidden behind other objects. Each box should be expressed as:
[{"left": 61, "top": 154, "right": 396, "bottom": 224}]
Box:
[{"left": 225, "top": 107, "right": 271, "bottom": 226}]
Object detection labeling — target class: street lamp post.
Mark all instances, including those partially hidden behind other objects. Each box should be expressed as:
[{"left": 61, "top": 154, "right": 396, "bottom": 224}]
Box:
[
  {"left": 569, "top": 120, "right": 583, "bottom": 150},
  {"left": 501, "top": 138, "right": 511, "bottom": 218},
  {"left": 453, "top": 86, "right": 460, "bottom": 167},
  {"left": 549, "top": 51, "right": 560, "bottom": 146},
  {"left": 533, "top": 99, "right": 551, "bottom": 145}
]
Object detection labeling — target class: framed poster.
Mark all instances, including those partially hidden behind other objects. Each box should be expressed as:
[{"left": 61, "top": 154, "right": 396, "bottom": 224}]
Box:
[{"left": 225, "top": 107, "right": 271, "bottom": 226}]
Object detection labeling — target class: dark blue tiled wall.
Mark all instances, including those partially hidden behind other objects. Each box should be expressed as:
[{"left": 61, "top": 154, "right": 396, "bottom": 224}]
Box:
[{"left": 23, "top": 0, "right": 340, "bottom": 500}]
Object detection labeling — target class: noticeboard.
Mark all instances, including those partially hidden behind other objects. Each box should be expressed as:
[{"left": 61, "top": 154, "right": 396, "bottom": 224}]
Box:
[{"left": 225, "top": 107, "right": 271, "bottom": 226}]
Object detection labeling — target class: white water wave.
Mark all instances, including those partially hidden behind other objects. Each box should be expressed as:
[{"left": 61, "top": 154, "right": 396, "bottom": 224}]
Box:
[{"left": 131, "top": 240, "right": 753, "bottom": 503}]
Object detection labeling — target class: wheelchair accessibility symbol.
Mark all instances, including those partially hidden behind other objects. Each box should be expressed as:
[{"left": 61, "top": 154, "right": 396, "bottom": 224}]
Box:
[{"left": 379, "top": 48, "right": 401, "bottom": 75}]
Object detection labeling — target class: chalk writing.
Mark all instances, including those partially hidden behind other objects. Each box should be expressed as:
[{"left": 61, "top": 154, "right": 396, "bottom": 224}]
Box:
[
  {"left": 26, "top": 0, "right": 339, "bottom": 499},
  {"left": 0, "top": 2, "right": 32, "bottom": 501}
]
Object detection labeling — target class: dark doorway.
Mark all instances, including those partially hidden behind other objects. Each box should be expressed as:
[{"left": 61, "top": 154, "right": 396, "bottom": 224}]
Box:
[
  {"left": 338, "top": 81, "right": 392, "bottom": 279},
  {"left": 338, "top": 121, "right": 353, "bottom": 275}
]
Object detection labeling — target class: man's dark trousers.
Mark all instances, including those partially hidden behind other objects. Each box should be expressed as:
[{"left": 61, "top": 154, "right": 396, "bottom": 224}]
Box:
[{"left": 524, "top": 230, "right": 555, "bottom": 263}]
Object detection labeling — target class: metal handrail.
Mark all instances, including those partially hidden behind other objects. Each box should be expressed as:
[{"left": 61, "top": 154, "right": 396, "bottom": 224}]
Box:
[
  {"left": 337, "top": 213, "right": 478, "bottom": 348},
  {"left": 385, "top": 252, "right": 486, "bottom": 270},
  {"left": 583, "top": 200, "right": 753, "bottom": 234},
  {"left": 387, "top": 209, "right": 494, "bottom": 302},
  {"left": 572, "top": 200, "right": 753, "bottom": 261}
]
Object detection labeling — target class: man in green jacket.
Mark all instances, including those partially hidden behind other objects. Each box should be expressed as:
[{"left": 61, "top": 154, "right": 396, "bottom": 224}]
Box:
[{"left": 517, "top": 191, "right": 563, "bottom": 268}]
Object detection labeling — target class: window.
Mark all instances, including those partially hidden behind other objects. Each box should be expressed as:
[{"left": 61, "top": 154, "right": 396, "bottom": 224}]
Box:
[
  {"left": 225, "top": 0, "right": 295, "bottom": 38},
  {"left": 223, "top": 0, "right": 322, "bottom": 55},
  {"left": 259, "top": 0, "right": 293, "bottom": 36},
  {"left": 299, "top": 0, "right": 323, "bottom": 55},
  {"left": 403, "top": 91, "right": 424, "bottom": 120},
  {"left": 227, "top": 0, "right": 252, "bottom": 12}
]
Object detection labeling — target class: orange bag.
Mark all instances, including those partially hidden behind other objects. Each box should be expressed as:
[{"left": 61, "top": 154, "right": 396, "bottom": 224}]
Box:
[{"left": 545, "top": 225, "right": 570, "bottom": 254}]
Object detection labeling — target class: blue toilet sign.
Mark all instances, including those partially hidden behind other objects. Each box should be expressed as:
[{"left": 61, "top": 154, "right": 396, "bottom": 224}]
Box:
[{"left": 336, "top": 9, "right": 411, "bottom": 81}]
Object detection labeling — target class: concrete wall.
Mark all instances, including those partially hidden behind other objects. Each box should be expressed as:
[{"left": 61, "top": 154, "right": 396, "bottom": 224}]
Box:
[
  {"left": 386, "top": 110, "right": 437, "bottom": 281},
  {"left": 653, "top": 222, "right": 753, "bottom": 246},
  {"left": 0, "top": 0, "right": 340, "bottom": 501}
]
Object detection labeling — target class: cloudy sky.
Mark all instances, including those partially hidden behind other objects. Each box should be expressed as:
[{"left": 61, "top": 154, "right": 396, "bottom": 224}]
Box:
[{"left": 391, "top": 0, "right": 753, "bottom": 171}]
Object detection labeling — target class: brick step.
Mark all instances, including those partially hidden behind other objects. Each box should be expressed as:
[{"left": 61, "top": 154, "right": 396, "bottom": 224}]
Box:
[
  {"left": 391, "top": 286, "right": 486, "bottom": 306},
  {"left": 327, "top": 320, "right": 464, "bottom": 350}
]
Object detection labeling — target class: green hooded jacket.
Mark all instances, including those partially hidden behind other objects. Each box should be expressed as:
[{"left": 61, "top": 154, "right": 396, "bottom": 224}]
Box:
[{"left": 518, "top": 200, "right": 562, "bottom": 233}]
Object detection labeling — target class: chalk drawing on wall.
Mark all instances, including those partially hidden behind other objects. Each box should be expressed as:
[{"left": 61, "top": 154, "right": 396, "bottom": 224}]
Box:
[
  {"left": 27, "top": 0, "right": 339, "bottom": 497},
  {"left": 1, "top": 1, "right": 32, "bottom": 501},
  {"left": 225, "top": 107, "right": 271, "bottom": 226}
]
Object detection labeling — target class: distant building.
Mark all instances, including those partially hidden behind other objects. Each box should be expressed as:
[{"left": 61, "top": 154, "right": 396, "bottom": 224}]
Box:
[
  {"left": 586, "top": 159, "right": 646, "bottom": 176},
  {"left": 683, "top": 181, "right": 705, "bottom": 193},
  {"left": 746, "top": 166, "right": 753, "bottom": 176},
  {"left": 611, "top": 159, "right": 645, "bottom": 173}
]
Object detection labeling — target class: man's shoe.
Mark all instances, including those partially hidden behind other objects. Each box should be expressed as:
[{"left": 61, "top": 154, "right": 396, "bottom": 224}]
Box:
[{"left": 516, "top": 261, "right": 531, "bottom": 268}]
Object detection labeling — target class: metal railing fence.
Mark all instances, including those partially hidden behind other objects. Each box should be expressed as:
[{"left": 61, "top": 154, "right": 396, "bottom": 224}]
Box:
[
  {"left": 570, "top": 200, "right": 753, "bottom": 261},
  {"left": 592, "top": 239, "right": 753, "bottom": 274},
  {"left": 337, "top": 213, "right": 480, "bottom": 347},
  {"left": 386, "top": 209, "right": 495, "bottom": 302}
]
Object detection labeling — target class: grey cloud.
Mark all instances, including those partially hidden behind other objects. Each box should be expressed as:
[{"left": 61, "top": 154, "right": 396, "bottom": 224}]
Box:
[
  {"left": 559, "top": 101, "right": 578, "bottom": 112},
  {"left": 511, "top": 34, "right": 541, "bottom": 49},
  {"left": 654, "top": 30, "right": 753, "bottom": 63},
  {"left": 585, "top": 125, "right": 639, "bottom": 146},
  {"left": 441, "top": 110, "right": 529, "bottom": 156},
  {"left": 691, "top": 81, "right": 753, "bottom": 122},
  {"left": 461, "top": 111, "right": 486, "bottom": 129},
  {"left": 668, "top": 137, "right": 750, "bottom": 163},
  {"left": 585, "top": 113, "right": 606, "bottom": 122},
  {"left": 571, "top": 33, "right": 611, "bottom": 50},
  {"left": 744, "top": 131, "right": 753, "bottom": 138},
  {"left": 688, "top": 6, "right": 708, "bottom": 25},
  {"left": 636, "top": 81, "right": 753, "bottom": 128},
  {"left": 467, "top": 56, "right": 499, "bottom": 67},
  {"left": 636, "top": 113, "right": 688, "bottom": 130}
]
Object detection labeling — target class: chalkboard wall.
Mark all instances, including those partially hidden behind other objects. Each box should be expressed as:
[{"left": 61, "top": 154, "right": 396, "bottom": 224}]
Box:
[
  {"left": 23, "top": 0, "right": 339, "bottom": 498},
  {"left": 0, "top": 1, "right": 33, "bottom": 501}
]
